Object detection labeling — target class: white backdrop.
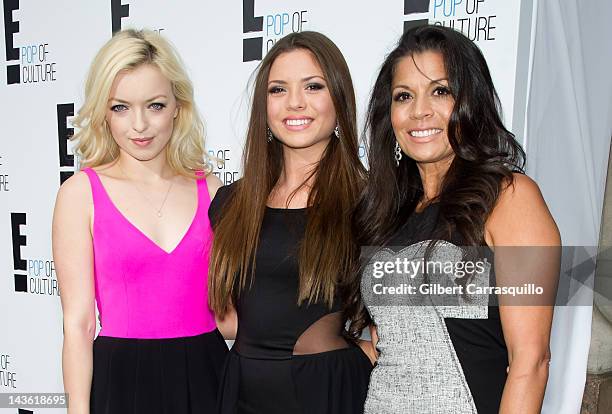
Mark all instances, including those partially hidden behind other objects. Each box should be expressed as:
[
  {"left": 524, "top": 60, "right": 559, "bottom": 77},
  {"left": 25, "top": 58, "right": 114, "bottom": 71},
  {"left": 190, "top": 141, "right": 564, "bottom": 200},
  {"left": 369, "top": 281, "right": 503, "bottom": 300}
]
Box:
[{"left": 0, "top": 1, "right": 601, "bottom": 413}]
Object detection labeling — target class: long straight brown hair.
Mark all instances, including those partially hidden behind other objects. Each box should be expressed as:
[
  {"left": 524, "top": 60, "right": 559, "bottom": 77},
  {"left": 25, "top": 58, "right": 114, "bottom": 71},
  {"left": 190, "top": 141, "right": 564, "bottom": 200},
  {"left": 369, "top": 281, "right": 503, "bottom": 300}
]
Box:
[{"left": 209, "top": 31, "right": 366, "bottom": 317}]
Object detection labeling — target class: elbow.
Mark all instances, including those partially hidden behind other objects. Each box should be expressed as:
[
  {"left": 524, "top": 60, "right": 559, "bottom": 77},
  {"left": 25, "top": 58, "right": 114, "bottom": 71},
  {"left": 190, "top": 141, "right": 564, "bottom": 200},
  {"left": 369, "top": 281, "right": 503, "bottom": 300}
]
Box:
[
  {"left": 215, "top": 314, "right": 237, "bottom": 340},
  {"left": 508, "top": 348, "right": 551, "bottom": 383},
  {"left": 63, "top": 318, "right": 96, "bottom": 342}
]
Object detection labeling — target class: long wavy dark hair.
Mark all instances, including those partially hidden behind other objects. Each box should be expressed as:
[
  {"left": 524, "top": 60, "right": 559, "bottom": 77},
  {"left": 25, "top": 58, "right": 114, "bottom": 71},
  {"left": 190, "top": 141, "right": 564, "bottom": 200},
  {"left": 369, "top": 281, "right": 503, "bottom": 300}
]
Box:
[
  {"left": 349, "top": 25, "right": 525, "bottom": 335},
  {"left": 209, "top": 32, "right": 366, "bottom": 329}
]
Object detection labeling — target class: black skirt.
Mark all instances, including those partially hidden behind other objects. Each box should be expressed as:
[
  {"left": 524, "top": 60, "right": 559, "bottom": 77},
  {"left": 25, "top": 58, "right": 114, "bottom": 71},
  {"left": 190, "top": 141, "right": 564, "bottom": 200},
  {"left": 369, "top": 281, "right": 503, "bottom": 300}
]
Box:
[
  {"left": 91, "top": 329, "right": 228, "bottom": 414},
  {"left": 218, "top": 344, "right": 373, "bottom": 414}
]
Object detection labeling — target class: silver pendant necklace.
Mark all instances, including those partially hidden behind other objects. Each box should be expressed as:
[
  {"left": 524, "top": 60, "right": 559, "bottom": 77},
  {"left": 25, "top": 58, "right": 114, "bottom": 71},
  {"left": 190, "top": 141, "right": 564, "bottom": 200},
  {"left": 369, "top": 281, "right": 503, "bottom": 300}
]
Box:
[{"left": 118, "top": 163, "right": 174, "bottom": 218}]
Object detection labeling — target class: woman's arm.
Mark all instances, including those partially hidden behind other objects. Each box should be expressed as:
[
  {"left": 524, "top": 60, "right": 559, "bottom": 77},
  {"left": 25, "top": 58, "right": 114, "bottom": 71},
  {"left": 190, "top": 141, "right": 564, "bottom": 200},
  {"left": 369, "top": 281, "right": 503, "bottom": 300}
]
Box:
[
  {"left": 208, "top": 176, "right": 235, "bottom": 340},
  {"left": 358, "top": 324, "right": 379, "bottom": 365},
  {"left": 215, "top": 304, "right": 237, "bottom": 340},
  {"left": 485, "top": 174, "right": 561, "bottom": 414},
  {"left": 206, "top": 174, "right": 223, "bottom": 200},
  {"left": 52, "top": 172, "right": 97, "bottom": 414}
]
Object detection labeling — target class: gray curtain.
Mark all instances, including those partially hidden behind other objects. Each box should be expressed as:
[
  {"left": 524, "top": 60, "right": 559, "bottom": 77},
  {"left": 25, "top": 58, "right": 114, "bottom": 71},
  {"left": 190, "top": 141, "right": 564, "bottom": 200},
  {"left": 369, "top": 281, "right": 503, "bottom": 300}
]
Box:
[{"left": 524, "top": 1, "right": 612, "bottom": 412}]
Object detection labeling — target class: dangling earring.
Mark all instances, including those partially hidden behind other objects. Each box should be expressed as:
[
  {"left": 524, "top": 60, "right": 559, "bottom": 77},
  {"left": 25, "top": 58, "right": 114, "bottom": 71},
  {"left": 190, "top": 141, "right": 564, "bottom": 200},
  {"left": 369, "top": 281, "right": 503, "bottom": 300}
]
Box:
[
  {"left": 394, "top": 141, "right": 403, "bottom": 167},
  {"left": 333, "top": 124, "right": 340, "bottom": 139},
  {"left": 267, "top": 127, "right": 273, "bottom": 143}
]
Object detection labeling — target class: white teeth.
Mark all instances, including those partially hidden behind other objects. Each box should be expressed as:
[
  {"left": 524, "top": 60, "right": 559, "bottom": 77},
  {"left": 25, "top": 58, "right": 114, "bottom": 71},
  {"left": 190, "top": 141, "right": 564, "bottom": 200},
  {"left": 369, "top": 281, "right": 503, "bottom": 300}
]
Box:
[
  {"left": 285, "top": 119, "right": 312, "bottom": 126},
  {"left": 410, "top": 129, "right": 442, "bottom": 137}
]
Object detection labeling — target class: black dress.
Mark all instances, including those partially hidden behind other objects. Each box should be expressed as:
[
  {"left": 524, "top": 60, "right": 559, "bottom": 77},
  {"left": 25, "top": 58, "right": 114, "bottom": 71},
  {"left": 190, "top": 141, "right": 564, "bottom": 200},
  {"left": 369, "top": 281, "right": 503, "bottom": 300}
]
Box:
[
  {"left": 91, "top": 331, "right": 228, "bottom": 413},
  {"left": 210, "top": 183, "right": 373, "bottom": 414},
  {"left": 361, "top": 203, "right": 507, "bottom": 414}
]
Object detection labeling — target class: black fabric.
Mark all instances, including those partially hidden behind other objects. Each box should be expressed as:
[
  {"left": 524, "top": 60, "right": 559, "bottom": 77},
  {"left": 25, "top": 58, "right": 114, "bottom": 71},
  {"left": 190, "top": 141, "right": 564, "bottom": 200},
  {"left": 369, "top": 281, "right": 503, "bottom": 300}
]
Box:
[
  {"left": 90, "top": 329, "right": 228, "bottom": 414},
  {"left": 388, "top": 203, "right": 508, "bottom": 414},
  {"left": 209, "top": 183, "right": 372, "bottom": 414},
  {"left": 208, "top": 183, "right": 235, "bottom": 229},
  {"left": 218, "top": 345, "right": 373, "bottom": 414}
]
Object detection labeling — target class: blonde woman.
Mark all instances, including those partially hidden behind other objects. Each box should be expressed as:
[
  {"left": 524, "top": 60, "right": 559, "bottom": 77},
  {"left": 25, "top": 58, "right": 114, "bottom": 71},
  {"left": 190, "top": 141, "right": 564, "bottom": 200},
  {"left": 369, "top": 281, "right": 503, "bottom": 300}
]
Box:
[{"left": 52, "top": 29, "right": 226, "bottom": 414}]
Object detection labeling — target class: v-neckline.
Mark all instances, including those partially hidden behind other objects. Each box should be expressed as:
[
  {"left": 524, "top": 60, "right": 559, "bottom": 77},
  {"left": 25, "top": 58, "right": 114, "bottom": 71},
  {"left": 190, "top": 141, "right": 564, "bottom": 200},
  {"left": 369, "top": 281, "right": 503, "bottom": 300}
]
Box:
[{"left": 92, "top": 169, "right": 200, "bottom": 255}]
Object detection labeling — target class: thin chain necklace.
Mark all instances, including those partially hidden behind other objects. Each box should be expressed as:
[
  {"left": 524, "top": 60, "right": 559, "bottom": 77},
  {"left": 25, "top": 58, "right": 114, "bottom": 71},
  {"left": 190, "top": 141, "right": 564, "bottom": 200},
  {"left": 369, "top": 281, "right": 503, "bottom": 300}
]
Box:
[{"left": 118, "top": 163, "right": 174, "bottom": 218}]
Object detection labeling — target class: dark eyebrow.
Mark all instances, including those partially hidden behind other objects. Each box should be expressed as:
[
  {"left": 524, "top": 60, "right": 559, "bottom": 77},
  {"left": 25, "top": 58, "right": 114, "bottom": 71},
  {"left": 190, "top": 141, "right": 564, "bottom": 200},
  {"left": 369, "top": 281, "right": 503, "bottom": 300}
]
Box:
[
  {"left": 392, "top": 78, "right": 449, "bottom": 91},
  {"left": 268, "top": 75, "right": 326, "bottom": 85},
  {"left": 109, "top": 95, "right": 168, "bottom": 104},
  {"left": 430, "top": 78, "right": 449, "bottom": 84}
]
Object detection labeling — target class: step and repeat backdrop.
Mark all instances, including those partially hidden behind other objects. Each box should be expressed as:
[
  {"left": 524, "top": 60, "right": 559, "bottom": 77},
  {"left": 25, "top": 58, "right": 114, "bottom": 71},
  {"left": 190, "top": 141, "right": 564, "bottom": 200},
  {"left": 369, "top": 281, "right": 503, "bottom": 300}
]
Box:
[{"left": 0, "top": 1, "right": 574, "bottom": 413}]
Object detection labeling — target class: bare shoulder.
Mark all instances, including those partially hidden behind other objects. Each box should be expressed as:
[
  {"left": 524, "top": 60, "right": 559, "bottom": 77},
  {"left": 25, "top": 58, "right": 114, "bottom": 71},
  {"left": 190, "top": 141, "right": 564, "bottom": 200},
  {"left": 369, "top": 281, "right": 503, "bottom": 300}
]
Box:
[
  {"left": 53, "top": 171, "right": 94, "bottom": 242},
  {"left": 205, "top": 173, "right": 223, "bottom": 200},
  {"left": 498, "top": 173, "right": 543, "bottom": 205},
  {"left": 485, "top": 173, "right": 560, "bottom": 246},
  {"left": 56, "top": 171, "right": 92, "bottom": 207}
]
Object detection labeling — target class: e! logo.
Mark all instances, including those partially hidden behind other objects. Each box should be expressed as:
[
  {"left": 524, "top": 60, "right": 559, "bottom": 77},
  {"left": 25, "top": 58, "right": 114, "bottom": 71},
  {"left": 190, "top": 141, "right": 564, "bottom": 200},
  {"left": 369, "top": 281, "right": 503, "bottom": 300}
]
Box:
[
  {"left": 57, "top": 103, "right": 75, "bottom": 184},
  {"left": 404, "top": 0, "right": 430, "bottom": 32},
  {"left": 3, "top": 0, "right": 20, "bottom": 84},
  {"left": 11, "top": 212, "right": 27, "bottom": 292},
  {"left": 111, "top": 0, "right": 129, "bottom": 34},
  {"left": 243, "top": 0, "right": 263, "bottom": 62}
]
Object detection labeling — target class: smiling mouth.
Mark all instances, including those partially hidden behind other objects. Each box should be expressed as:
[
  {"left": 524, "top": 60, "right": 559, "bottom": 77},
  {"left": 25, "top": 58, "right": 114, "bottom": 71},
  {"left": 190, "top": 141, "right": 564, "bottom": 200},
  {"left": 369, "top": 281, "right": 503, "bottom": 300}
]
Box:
[
  {"left": 284, "top": 118, "right": 313, "bottom": 126},
  {"left": 409, "top": 128, "right": 442, "bottom": 138}
]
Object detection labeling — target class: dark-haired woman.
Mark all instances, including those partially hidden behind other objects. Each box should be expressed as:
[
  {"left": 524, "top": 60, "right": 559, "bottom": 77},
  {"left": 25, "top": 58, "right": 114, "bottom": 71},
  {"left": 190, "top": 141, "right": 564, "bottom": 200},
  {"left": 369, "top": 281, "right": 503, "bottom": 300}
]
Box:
[
  {"left": 356, "top": 25, "right": 560, "bottom": 413},
  {"left": 208, "top": 31, "right": 372, "bottom": 414}
]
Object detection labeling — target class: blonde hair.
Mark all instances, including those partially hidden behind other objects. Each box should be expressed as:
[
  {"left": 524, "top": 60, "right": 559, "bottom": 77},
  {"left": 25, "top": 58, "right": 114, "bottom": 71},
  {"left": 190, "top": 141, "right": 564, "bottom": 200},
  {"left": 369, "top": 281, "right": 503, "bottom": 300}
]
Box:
[{"left": 72, "top": 29, "right": 212, "bottom": 177}]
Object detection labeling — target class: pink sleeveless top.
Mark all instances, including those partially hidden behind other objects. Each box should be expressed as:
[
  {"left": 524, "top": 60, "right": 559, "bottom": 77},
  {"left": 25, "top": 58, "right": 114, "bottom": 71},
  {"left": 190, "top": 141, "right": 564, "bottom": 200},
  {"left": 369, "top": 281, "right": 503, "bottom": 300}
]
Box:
[{"left": 83, "top": 168, "right": 217, "bottom": 339}]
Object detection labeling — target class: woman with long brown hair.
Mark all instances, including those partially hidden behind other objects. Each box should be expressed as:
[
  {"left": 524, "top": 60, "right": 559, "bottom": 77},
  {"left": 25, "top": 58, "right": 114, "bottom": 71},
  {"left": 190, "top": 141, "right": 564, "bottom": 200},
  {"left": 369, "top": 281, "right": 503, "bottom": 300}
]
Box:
[{"left": 208, "top": 31, "right": 372, "bottom": 413}]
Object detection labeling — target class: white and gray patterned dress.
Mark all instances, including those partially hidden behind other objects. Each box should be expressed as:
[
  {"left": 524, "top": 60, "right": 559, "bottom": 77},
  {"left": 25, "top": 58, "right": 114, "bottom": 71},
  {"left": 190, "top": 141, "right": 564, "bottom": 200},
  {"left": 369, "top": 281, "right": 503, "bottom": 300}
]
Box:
[{"left": 361, "top": 205, "right": 507, "bottom": 414}]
